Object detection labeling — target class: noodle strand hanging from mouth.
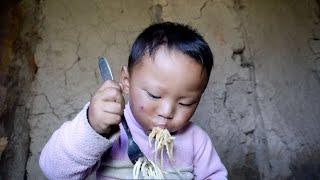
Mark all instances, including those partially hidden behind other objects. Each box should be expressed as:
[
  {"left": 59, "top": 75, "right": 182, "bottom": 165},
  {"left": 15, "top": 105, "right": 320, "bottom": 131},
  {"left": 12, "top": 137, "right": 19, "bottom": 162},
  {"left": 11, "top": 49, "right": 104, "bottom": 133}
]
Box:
[
  {"left": 148, "top": 127, "right": 175, "bottom": 166},
  {"left": 132, "top": 127, "right": 175, "bottom": 179}
]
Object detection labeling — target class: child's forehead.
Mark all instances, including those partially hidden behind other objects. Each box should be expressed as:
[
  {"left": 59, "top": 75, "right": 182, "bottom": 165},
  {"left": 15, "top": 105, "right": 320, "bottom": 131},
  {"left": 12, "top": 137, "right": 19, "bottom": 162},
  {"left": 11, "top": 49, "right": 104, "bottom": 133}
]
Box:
[
  {"left": 133, "top": 48, "right": 206, "bottom": 81},
  {"left": 130, "top": 46, "right": 207, "bottom": 83}
]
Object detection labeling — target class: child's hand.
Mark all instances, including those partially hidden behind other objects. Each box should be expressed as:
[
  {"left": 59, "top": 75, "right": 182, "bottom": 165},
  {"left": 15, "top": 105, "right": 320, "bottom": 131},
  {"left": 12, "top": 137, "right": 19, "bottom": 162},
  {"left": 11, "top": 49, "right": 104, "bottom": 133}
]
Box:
[{"left": 88, "top": 80, "right": 125, "bottom": 135}]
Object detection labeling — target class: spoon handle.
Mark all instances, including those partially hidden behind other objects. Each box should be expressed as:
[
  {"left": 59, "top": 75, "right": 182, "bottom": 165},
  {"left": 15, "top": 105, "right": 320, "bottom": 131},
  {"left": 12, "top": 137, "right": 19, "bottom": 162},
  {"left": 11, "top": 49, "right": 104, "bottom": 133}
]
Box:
[{"left": 98, "top": 56, "right": 120, "bottom": 135}]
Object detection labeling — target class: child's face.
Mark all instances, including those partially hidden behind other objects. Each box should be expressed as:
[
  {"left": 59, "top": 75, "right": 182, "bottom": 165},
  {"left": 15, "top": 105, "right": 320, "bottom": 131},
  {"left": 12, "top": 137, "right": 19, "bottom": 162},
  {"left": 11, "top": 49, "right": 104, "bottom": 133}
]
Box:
[{"left": 122, "top": 47, "right": 208, "bottom": 133}]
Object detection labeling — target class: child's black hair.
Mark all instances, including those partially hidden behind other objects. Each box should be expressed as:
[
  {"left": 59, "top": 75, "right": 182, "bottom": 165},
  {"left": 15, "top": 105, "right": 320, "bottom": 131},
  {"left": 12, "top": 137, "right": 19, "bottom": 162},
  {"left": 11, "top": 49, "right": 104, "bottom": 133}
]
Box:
[{"left": 128, "top": 22, "right": 214, "bottom": 78}]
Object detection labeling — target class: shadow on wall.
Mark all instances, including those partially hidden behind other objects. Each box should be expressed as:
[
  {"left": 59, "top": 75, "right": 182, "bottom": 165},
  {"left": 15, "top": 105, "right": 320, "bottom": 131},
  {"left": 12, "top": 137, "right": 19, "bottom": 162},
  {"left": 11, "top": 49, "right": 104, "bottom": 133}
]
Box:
[
  {"left": 0, "top": 0, "right": 39, "bottom": 179},
  {"left": 227, "top": 152, "right": 320, "bottom": 180},
  {"left": 290, "top": 153, "right": 320, "bottom": 180}
]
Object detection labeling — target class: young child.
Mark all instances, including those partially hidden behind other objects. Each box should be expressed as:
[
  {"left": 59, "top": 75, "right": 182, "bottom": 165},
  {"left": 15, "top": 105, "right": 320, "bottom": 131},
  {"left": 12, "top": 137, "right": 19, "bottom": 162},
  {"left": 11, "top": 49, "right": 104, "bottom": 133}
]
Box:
[{"left": 39, "top": 22, "right": 228, "bottom": 179}]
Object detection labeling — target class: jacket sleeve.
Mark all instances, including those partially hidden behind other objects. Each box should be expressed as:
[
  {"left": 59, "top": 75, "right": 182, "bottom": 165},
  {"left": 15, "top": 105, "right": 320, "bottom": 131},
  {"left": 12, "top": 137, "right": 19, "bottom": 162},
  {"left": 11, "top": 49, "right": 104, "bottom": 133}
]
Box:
[
  {"left": 193, "top": 127, "right": 228, "bottom": 180},
  {"left": 39, "top": 103, "right": 120, "bottom": 179}
]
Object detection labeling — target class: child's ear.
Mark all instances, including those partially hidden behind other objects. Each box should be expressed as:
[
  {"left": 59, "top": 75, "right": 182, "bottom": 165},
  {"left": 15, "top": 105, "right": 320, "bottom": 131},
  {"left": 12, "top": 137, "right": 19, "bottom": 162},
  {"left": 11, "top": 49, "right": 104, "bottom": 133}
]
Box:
[{"left": 120, "top": 66, "right": 130, "bottom": 94}]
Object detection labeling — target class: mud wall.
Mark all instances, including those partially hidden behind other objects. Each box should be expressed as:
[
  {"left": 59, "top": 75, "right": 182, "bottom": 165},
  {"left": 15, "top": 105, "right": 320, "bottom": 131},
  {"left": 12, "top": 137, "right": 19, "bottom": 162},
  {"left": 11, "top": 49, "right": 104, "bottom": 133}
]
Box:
[
  {"left": 1, "top": 0, "right": 320, "bottom": 179},
  {"left": 0, "top": 0, "right": 41, "bottom": 179}
]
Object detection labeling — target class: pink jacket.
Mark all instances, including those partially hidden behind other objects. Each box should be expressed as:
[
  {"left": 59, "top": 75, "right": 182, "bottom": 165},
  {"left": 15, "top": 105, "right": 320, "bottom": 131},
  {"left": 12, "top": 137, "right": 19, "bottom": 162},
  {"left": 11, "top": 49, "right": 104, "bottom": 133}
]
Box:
[{"left": 39, "top": 103, "right": 228, "bottom": 179}]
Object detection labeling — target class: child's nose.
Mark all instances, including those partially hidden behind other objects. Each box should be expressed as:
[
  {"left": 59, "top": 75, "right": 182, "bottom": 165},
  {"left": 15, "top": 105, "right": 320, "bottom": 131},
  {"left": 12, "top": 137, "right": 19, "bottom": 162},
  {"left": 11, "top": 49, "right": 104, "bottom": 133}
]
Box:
[{"left": 158, "top": 100, "right": 175, "bottom": 120}]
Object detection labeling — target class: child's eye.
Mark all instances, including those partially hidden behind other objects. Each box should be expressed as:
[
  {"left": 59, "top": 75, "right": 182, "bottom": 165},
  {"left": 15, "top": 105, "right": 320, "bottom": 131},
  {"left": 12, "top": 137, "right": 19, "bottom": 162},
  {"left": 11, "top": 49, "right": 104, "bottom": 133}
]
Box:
[
  {"left": 179, "top": 102, "right": 194, "bottom": 107},
  {"left": 147, "top": 91, "right": 161, "bottom": 99}
]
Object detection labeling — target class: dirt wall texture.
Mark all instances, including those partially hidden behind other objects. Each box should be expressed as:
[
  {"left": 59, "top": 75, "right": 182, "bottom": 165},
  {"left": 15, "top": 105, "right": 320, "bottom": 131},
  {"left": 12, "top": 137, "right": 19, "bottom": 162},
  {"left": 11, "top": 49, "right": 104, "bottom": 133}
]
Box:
[
  {"left": 1, "top": 0, "right": 320, "bottom": 179},
  {"left": 0, "top": 0, "right": 41, "bottom": 179}
]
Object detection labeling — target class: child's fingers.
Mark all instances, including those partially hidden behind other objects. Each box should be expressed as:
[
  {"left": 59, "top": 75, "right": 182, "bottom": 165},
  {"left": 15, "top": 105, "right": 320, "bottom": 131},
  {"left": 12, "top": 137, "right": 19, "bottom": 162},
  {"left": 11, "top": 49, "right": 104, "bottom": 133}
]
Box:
[
  {"left": 97, "top": 87, "right": 124, "bottom": 104},
  {"left": 100, "top": 112, "right": 122, "bottom": 126},
  {"left": 100, "top": 101, "right": 123, "bottom": 115},
  {"left": 98, "top": 80, "right": 122, "bottom": 93}
]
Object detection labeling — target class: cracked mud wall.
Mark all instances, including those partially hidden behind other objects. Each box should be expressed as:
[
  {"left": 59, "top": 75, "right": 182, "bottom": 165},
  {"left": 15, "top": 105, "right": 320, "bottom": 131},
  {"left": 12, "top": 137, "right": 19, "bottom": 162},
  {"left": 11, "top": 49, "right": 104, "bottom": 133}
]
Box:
[
  {"left": 0, "top": 0, "right": 41, "bottom": 179},
  {"left": 1, "top": 0, "right": 317, "bottom": 179},
  {"left": 242, "top": 1, "right": 320, "bottom": 179}
]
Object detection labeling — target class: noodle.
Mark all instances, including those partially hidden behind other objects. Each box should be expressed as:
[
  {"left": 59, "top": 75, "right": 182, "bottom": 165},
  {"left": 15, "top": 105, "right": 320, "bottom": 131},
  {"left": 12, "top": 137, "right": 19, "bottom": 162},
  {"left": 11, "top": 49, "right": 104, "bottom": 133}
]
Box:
[
  {"left": 132, "top": 127, "right": 175, "bottom": 179},
  {"left": 148, "top": 127, "right": 175, "bottom": 165},
  {"left": 132, "top": 157, "right": 164, "bottom": 179}
]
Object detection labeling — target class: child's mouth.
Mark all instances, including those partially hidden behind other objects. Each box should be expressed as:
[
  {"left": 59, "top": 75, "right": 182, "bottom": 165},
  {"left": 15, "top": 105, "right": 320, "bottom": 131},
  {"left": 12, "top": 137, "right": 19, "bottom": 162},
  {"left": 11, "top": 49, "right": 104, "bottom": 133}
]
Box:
[{"left": 154, "top": 123, "right": 166, "bottom": 129}]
